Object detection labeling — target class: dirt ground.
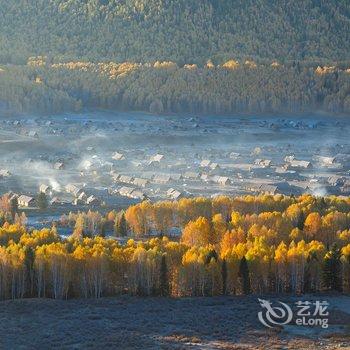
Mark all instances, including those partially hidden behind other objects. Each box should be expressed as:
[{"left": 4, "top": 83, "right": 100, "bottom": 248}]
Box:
[{"left": 0, "top": 295, "right": 349, "bottom": 349}]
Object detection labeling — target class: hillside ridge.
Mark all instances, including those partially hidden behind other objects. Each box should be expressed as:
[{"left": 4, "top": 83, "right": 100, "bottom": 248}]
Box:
[{"left": 0, "top": 0, "right": 349, "bottom": 64}]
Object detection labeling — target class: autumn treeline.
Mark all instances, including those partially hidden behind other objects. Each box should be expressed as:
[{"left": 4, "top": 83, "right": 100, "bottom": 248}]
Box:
[
  {"left": 0, "top": 194, "right": 349, "bottom": 300},
  {"left": 1, "top": 58, "right": 350, "bottom": 115}
]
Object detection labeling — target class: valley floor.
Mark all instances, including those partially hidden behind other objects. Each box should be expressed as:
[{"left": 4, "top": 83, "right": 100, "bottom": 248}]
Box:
[{"left": 0, "top": 295, "right": 349, "bottom": 349}]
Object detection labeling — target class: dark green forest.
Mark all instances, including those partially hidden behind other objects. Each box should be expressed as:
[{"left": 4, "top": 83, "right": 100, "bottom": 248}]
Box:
[
  {"left": 0, "top": 0, "right": 349, "bottom": 64},
  {"left": 0, "top": 59, "right": 349, "bottom": 115},
  {"left": 0, "top": 0, "right": 349, "bottom": 115}
]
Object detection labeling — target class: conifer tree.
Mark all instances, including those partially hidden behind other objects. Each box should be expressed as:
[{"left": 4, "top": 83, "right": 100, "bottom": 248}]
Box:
[
  {"left": 115, "top": 212, "right": 128, "bottom": 237},
  {"left": 37, "top": 192, "right": 48, "bottom": 211},
  {"left": 297, "top": 210, "right": 305, "bottom": 231},
  {"left": 24, "top": 246, "right": 35, "bottom": 297},
  {"left": 322, "top": 244, "right": 342, "bottom": 292},
  {"left": 221, "top": 258, "right": 227, "bottom": 295},
  {"left": 159, "top": 254, "right": 169, "bottom": 296},
  {"left": 10, "top": 197, "right": 18, "bottom": 220},
  {"left": 238, "top": 256, "right": 251, "bottom": 295},
  {"left": 205, "top": 249, "right": 218, "bottom": 265}
]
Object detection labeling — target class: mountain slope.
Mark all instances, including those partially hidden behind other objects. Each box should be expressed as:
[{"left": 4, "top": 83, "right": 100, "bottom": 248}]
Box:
[{"left": 0, "top": 0, "right": 349, "bottom": 64}]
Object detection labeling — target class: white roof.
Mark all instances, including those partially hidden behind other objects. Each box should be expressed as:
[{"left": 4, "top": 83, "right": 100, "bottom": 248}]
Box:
[
  {"left": 112, "top": 152, "right": 125, "bottom": 160},
  {"left": 78, "top": 192, "right": 87, "bottom": 200},
  {"left": 200, "top": 160, "right": 211, "bottom": 167},
  {"left": 87, "top": 195, "right": 99, "bottom": 204},
  {"left": 119, "top": 175, "right": 134, "bottom": 183},
  {"left": 39, "top": 184, "right": 51, "bottom": 192},
  {"left": 133, "top": 178, "right": 148, "bottom": 187},
  {"left": 65, "top": 184, "right": 83, "bottom": 196},
  {"left": 18, "top": 195, "right": 34, "bottom": 203},
  {"left": 150, "top": 154, "right": 164, "bottom": 162},
  {"left": 119, "top": 186, "right": 135, "bottom": 196},
  {"left": 289, "top": 160, "right": 311, "bottom": 168},
  {"left": 184, "top": 171, "right": 200, "bottom": 179},
  {"left": 153, "top": 174, "right": 171, "bottom": 182},
  {"left": 171, "top": 190, "right": 183, "bottom": 199},
  {"left": 210, "top": 162, "right": 219, "bottom": 169},
  {"left": 167, "top": 188, "right": 176, "bottom": 196},
  {"left": 0, "top": 169, "right": 11, "bottom": 177},
  {"left": 229, "top": 152, "right": 240, "bottom": 159}
]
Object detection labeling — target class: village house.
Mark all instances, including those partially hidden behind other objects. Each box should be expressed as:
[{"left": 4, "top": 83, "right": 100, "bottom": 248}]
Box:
[
  {"left": 129, "top": 190, "right": 147, "bottom": 200},
  {"left": 149, "top": 154, "right": 164, "bottom": 164},
  {"left": 209, "top": 162, "right": 220, "bottom": 170},
  {"left": 328, "top": 175, "right": 346, "bottom": 187},
  {"left": 142, "top": 173, "right": 155, "bottom": 181},
  {"left": 54, "top": 162, "right": 64, "bottom": 170},
  {"left": 119, "top": 186, "right": 136, "bottom": 197},
  {"left": 200, "top": 160, "right": 211, "bottom": 168},
  {"left": 200, "top": 174, "right": 210, "bottom": 182},
  {"left": 0, "top": 169, "right": 11, "bottom": 178},
  {"left": 217, "top": 176, "right": 231, "bottom": 186},
  {"left": 284, "top": 155, "right": 295, "bottom": 163},
  {"left": 28, "top": 131, "right": 39, "bottom": 138},
  {"left": 119, "top": 175, "right": 134, "bottom": 184},
  {"left": 8, "top": 192, "right": 19, "bottom": 201},
  {"left": 82, "top": 160, "right": 93, "bottom": 170},
  {"left": 259, "top": 184, "right": 278, "bottom": 195},
  {"left": 50, "top": 197, "right": 62, "bottom": 207},
  {"left": 133, "top": 178, "right": 149, "bottom": 188},
  {"left": 153, "top": 174, "right": 171, "bottom": 184},
  {"left": 254, "top": 159, "right": 272, "bottom": 167},
  {"left": 251, "top": 147, "right": 262, "bottom": 156},
  {"left": 275, "top": 167, "right": 295, "bottom": 174},
  {"left": 130, "top": 161, "right": 142, "bottom": 168},
  {"left": 111, "top": 171, "right": 121, "bottom": 182},
  {"left": 112, "top": 152, "right": 125, "bottom": 161},
  {"left": 39, "top": 184, "right": 52, "bottom": 195},
  {"left": 210, "top": 175, "right": 231, "bottom": 185},
  {"left": 77, "top": 192, "right": 88, "bottom": 202},
  {"left": 246, "top": 183, "right": 277, "bottom": 195},
  {"left": 72, "top": 196, "right": 84, "bottom": 206},
  {"left": 86, "top": 195, "right": 101, "bottom": 206},
  {"left": 314, "top": 155, "right": 336, "bottom": 166},
  {"left": 229, "top": 152, "right": 241, "bottom": 159},
  {"left": 18, "top": 195, "right": 36, "bottom": 207},
  {"left": 183, "top": 171, "right": 200, "bottom": 180},
  {"left": 274, "top": 181, "right": 304, "bottom": 195},
  {"left": 167, "top": 188, "right": 185, "bottom": 200},
  {"left": 65, "top": 184, "right": 84, "bottom": 197},
  {"left": 286, "top": 160, "right": 312, "bottom": 170},
  {"left": 170, "top": 190, "right": 185, "bottom": 200},
  {"left": 167, "top": 188, "right": 176, "bottom": 196},
  {"left": 118, "top": 186, "right": 147, "bottom": 200},
  {"left": 275, "top": 167, "right": 303, "bottom": 180}
]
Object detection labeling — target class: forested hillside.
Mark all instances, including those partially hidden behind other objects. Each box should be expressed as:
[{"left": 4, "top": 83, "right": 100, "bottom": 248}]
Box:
[
  {"left": 0, "top": 58, "right": 349, "bottom": 115},
  {"left": 0, "top": 1, "right": 349, "bottom": 115},
  {"left": 0, "top": 0, "right": 349, "bottom": 64}
]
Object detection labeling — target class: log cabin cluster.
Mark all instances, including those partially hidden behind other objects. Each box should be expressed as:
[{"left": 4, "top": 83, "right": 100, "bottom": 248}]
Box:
[{"left": 1, "top": 114, "right": 350, "bottom": 210}]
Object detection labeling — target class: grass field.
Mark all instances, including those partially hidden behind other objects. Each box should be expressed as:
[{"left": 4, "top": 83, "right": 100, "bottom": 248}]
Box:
[{"left": 0, "top": 295, "right": 349, "bottom": 349}]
